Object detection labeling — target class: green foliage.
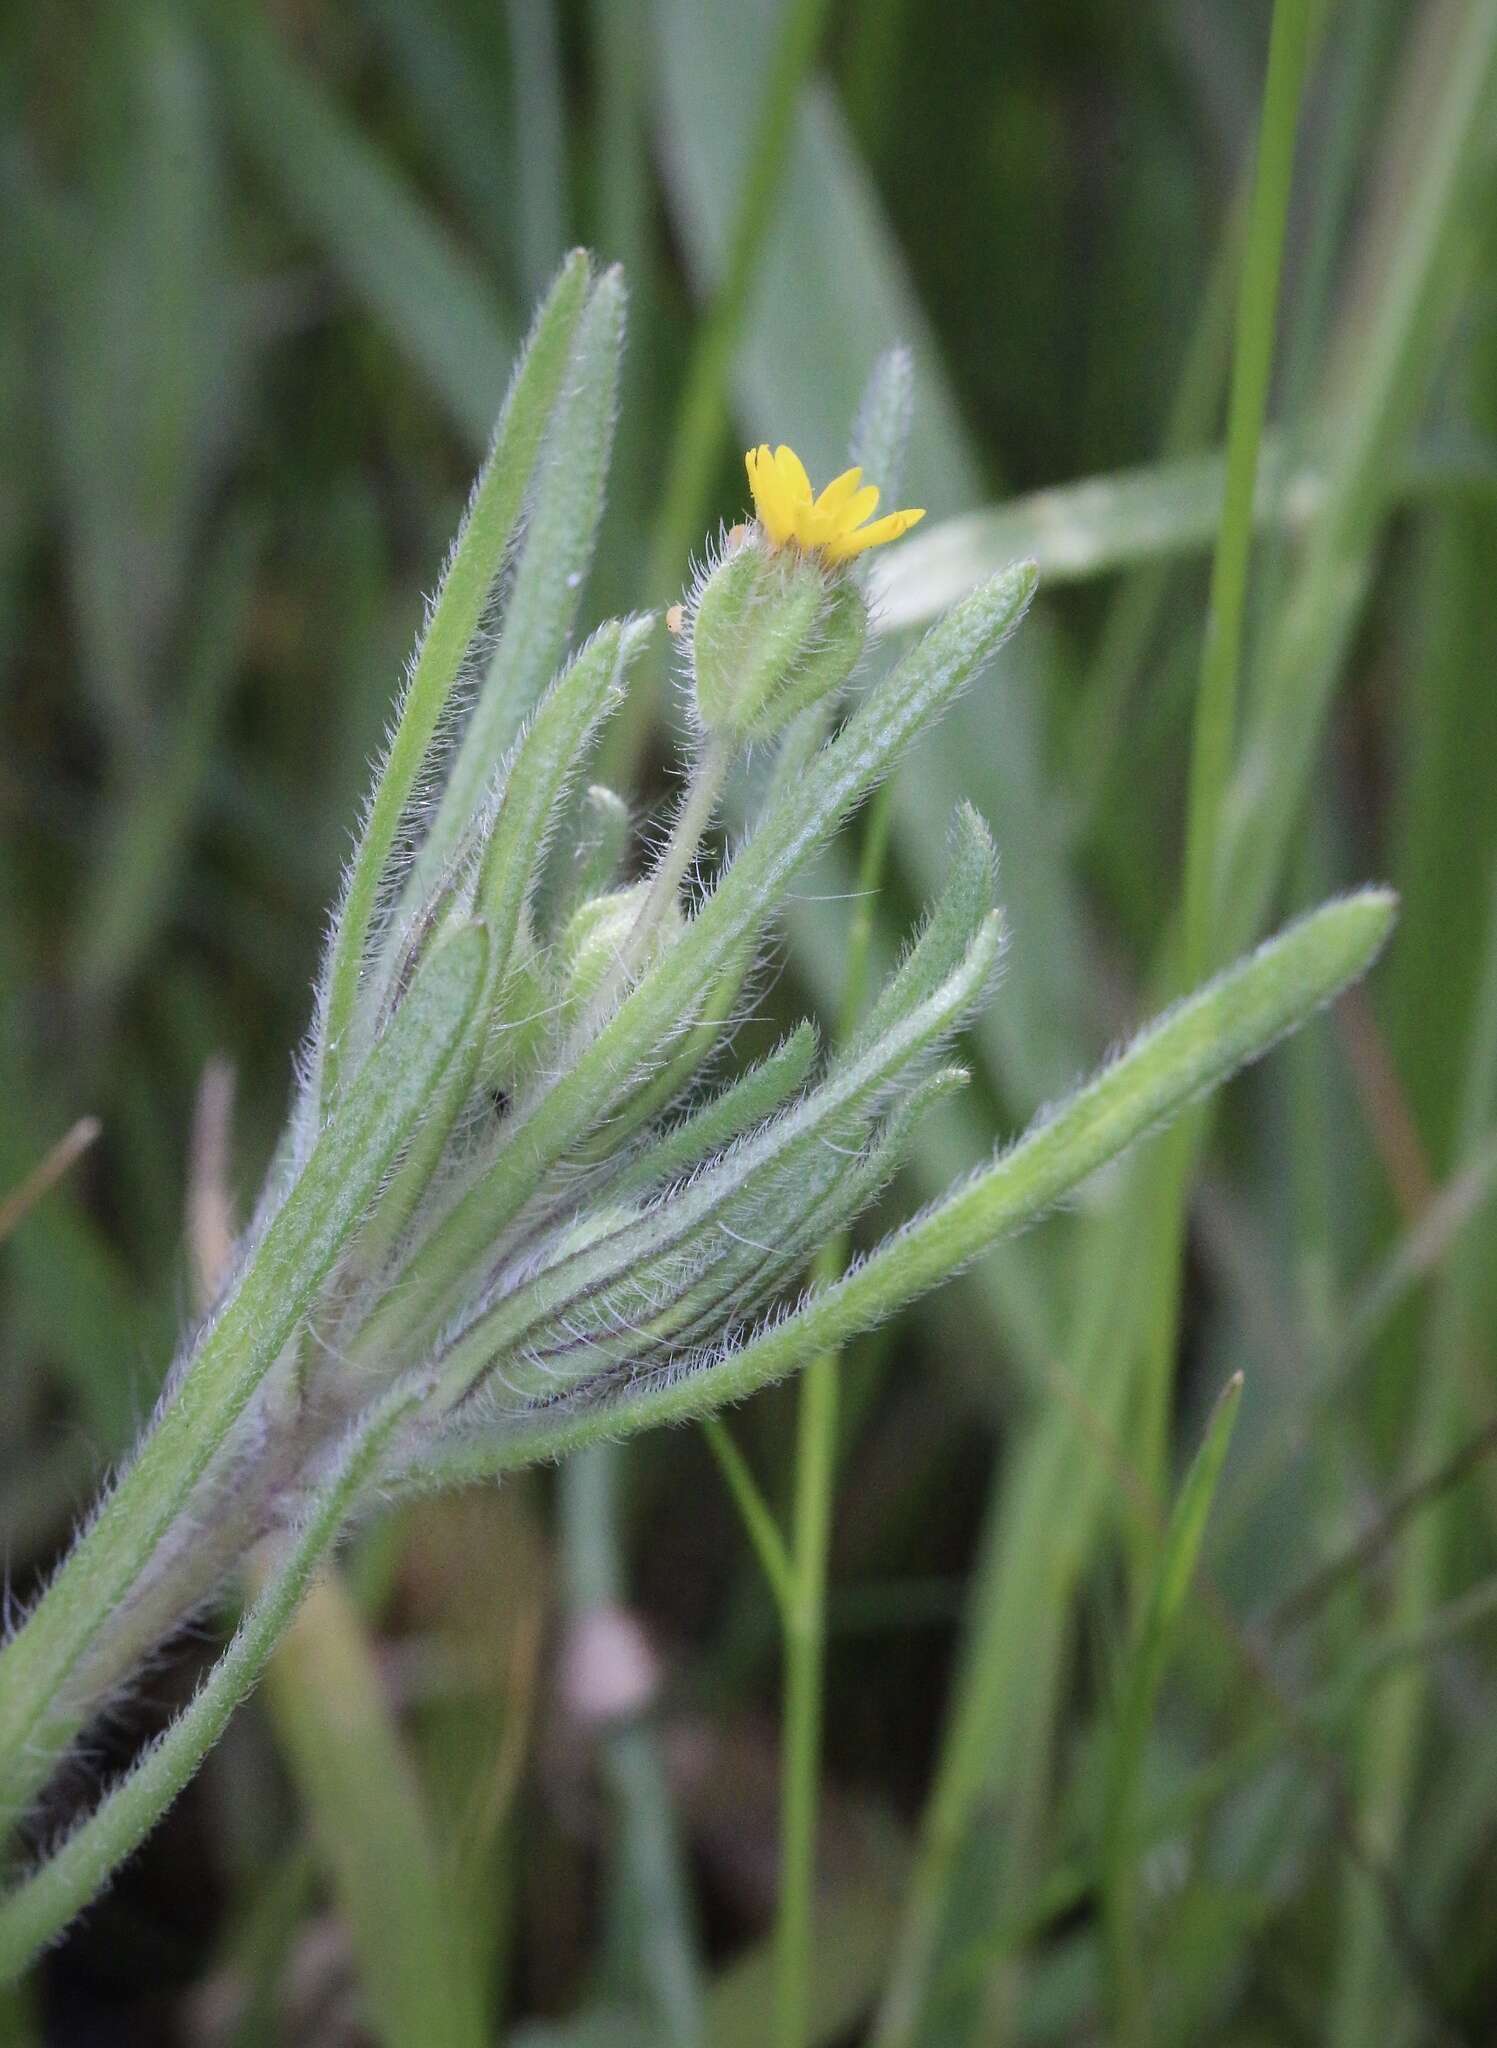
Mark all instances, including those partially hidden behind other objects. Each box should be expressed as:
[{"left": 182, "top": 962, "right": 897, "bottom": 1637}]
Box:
[
  {"left": 3, "top": 2, "right": 1496, "bottom": 2041},
  {"left": 0, "top": 242, "right": 1388, "bottom": 1985}
]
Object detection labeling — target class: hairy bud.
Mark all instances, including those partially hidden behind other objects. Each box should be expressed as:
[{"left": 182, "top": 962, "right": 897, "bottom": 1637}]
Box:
[
  {"left": 689, "top": 534, "right": 867, "bottom": 743},
  {"left": 560, "top": 884, "right": 682, "bottom": 1016}
]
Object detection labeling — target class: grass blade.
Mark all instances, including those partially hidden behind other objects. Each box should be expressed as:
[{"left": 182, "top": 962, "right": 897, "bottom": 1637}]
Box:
[
  {"left": 1101, "top": 1373, "right": 1244, "bottom": 2043},
  {"left": 868, "top": 435, "right": 1497, "bottom": 630},
  {"left": 70, "top": 514, "right": 261, "bottom": 1004},
  {"left": 208, "top": 3, "right": 515, "bottom": 448},
  {"left": 261, "top": 1569, "right": 487, "bottom": 2048}
]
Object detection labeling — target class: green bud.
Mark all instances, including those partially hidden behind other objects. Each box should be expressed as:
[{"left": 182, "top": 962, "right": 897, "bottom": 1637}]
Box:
[
  {"left": 560, "top": 884, "right": 682, "bottom": 1019},
  {"left": 689, "top": 535, "right": 867, "bottom": 743}
]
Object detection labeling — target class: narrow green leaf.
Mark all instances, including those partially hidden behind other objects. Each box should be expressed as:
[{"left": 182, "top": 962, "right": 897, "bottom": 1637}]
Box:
[
  {"left": 651, "top": 1069, "right": 969, "bottom": 1373},
  {"left": 317, "top": 251, "right": 591, "bottom": 1100},
  {"left": 576, "top": 937, "right": 757, "bottom": 1155},
  {"left": 475, "top": 619, "right": 651, "bottom": 973},
  {"left": 262, "top": 1571, "right": 487, "bottom": 2048},
  {"left": 849, "top": 803, "right": 996, "bottom": 1056},
  {"left": 702, "top": 1417, "right": 795, "bottom": 1615},
  {"left": 850, "top": 347, "right": 915, "bottom": 503},
  {"left": 428, "top": 913, "right": 1002, "bottom": 1409},
  {"left": 354, "top": 624, "right": 646, "bottom": 1262},
  {"left": 407, "top": 268, "right": 627, "bottom": 909},
  {"left": 609, "top": 1024, "right": 819, "bottom": 1200},
  {"left": 868, "top": 435, "right": 1497, "bottom": 631},
  {"left": 412, "top": 889, "right": 1394, "bottom": 1482}
]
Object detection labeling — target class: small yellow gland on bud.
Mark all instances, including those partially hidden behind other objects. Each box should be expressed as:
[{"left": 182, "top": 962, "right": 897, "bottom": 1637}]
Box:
[{"left": 689, "top": 533, "right": 868, "bottom": 744}]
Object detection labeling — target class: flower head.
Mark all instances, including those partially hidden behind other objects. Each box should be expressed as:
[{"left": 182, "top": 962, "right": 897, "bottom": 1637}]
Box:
[{"left": 745, "top": 444, "right": 924, "bottom": 563}]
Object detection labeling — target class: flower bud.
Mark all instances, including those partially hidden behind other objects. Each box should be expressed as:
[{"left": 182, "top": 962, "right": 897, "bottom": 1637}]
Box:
[
  {"left": 559, "top": 884, "right": 682, "bottom": 1019},
  {"left": 689, "top": 535, "right": 867, "bottom": 743}
]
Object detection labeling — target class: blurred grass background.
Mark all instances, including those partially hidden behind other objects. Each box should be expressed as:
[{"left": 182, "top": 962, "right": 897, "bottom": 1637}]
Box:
[{"left": 3, "top": 0, "right": 1497, "bottom": 2042}]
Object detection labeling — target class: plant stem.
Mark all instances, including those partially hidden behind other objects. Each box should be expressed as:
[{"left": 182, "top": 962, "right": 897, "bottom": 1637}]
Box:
[
  {"left": 561, "top": 1449, "right": 705, "bottom": 2047},
  {"left": 624, "top": 735, "right": 734, "bottom": 975},
  {"left": 777, "top": 1352, "right": 837, "bottom": 2048},
  {"left": 702, "top": 1416, "right": 795, "bottom": 1614},
  {"left": 576, "top": 733, "right": 733, "bottom": 1046},
  {"left": 776, "top": 784, "right": 894, "bottom": 2048},
  {"left": 1178, "top": 0, "right": 1314, "bottom": 992}
]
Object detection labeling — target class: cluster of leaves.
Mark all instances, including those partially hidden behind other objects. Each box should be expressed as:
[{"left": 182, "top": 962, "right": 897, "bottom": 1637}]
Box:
[{"left": 0, "top": 244, "right": 1396, "bottom": 1985}]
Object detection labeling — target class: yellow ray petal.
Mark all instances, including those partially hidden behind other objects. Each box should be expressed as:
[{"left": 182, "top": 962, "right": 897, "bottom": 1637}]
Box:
[
  {"left": 812, "top": 466, "right": 866, "bottom": 519},
  {"left": 799, "top": 498, "right": 845, "bottom": 547},
  {"left": 840, "top": 483, "right": 882, "bottom": 532},
  {"left": 824, "top": 506, "right": 925, "bottom": 562},
  {"left": 744, "top": 445, "right": 772, "bottom": 505},
  {"left": 773, "top": 444, "right": 813, "bottom": 503},
  {"left": 746, "top": 445, "right": 795, "bottom": 545},
  {"left": 745, "top": 443, "right": 919, "bottom": 560}
]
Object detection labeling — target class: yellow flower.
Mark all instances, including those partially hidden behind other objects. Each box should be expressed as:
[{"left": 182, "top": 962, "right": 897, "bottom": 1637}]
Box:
[{"left": 744, "top": 444, "right": 924, "bottom": 564}]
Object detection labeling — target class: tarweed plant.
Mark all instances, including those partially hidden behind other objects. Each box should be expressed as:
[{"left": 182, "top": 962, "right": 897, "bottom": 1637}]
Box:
[{"left": 0, "top": 252, "right": 1394, "bottom": 1973}]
